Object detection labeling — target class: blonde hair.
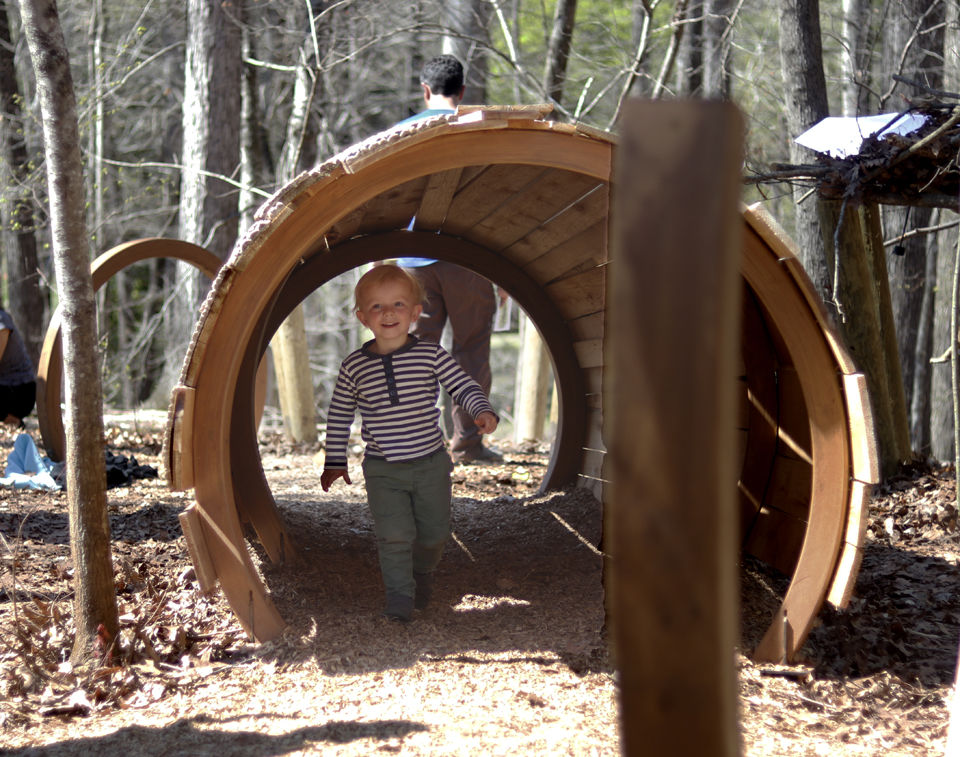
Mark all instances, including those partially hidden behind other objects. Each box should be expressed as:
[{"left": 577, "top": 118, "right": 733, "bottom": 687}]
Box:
[{"left": 354, "top": 263, "right": 426, "bottom": 310}]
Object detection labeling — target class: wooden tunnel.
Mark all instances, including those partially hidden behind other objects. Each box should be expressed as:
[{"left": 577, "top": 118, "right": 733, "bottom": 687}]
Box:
[{"left": 159, "top": 107, "right": 878, "bottom": 661}]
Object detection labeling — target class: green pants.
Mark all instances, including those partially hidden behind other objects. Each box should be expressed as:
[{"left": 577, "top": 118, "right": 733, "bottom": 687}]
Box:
[{"left": 362, "top": 449, "right": 453, "bottom": 598}]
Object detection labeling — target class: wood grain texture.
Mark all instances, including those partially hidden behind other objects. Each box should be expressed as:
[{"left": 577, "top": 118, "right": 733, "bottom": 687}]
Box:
[
  {"left": 607, "top": 100, "right": 743, "bottom": 757},
  {"left": 743, "top": 224, "right": 851, "bottom": 663}
]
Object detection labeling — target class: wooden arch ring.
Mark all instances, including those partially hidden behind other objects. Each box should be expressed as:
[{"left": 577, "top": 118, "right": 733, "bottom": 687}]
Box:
[
  {"left": 223, "top": 230, "right": 588, "bottom": 538},
  {"left": 739, "top": 222, "right": 852, "bottom": 661},
  {"left": 36, "top": 238, "right": 223, "bottom": 462}
]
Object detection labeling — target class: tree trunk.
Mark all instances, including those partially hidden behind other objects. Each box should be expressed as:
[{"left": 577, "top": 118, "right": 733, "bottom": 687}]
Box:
[
  {"left": 514, "top": 315, "right": 552, "bottom": 444},
  {"left": 703, "top": 0, "right": 733, "bottom": 98},
  {"left": 820, "top": 200, "right": 910, "bottom": 479},
  {"left": 910, "top": 220, "right": 937, "bottom": 455},
  {"left": 885, "top": 221, "right": 927, "bottom": 419},
  {"left": 442, "top": 0, "right": 491, "bottom": 104},
  {"left": 240, "top": 24, "right": 270, "bottom": 234},
  {"left": 0, "top": 0, "right": 44, "bottom": 364},
  {"left": 882, "top": 0, "right": 943, "bottom": 440},
  {"left": 933, "top": 214, "right": 956, "bottom": 461},
  {"left": 18, "top": 0, "right": 118, "bottom": 664},
  {"left": 510, "top": 0, "right": 580, "bottom": 441},
  {"left": 840, "top": 0, "right": 868, "bottom": 115},
  {"left": 543, "top": 0, "right": 577, "bottom": 110},
  {"left": 931, "top": 1, "right": 960, "bottom": 461},
  {"left": 269, "top": 15, "right": 323, "bottom": 444},
  {"left": 675, "top": 1, "right": 703, "bottom": 96},
  {"left": 180, "top": 0, "right": 242, "bottom": 261},
  {"left": 154, "top": 0, "right": 243, "bottom": 407},
  {"left": 861, "top": 203, "right": 912, "bottom": 468},
  {"left": 778, "top": 0, "right": 831, "bottom": 299}
]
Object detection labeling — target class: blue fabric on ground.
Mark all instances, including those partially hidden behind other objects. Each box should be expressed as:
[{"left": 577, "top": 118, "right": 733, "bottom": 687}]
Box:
[{"left": 0, "top": 433, "right": 59, "bottom": 490}]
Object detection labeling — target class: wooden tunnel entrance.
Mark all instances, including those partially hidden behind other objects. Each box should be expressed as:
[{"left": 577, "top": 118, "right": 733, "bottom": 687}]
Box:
[{"left": 161, "top": 108, "right": 877, "bottom": 662}]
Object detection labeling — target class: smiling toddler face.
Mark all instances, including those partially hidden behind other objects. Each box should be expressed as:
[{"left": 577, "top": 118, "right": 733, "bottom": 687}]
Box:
[{"left": 355, "top": 277, "right": 423, "bottom": 353}]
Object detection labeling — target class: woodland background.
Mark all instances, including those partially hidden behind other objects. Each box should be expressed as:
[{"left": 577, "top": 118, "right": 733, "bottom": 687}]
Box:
[
  {"left": 0, "top": 2, "right": 957, "bottom": 752},
  {"left": 0, "top": 0, "right": 954, "bottom": 457}
]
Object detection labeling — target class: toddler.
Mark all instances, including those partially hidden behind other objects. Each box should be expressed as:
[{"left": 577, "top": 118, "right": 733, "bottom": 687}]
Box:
[{"left": 321, "top": 264, "right": 498, "bottom": 621}]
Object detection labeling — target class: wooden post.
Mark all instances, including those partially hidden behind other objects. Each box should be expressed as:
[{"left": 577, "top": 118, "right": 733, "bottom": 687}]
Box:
[
  {"left": 270, "top": 304, "right": 318, "bottom": 443},
  {"left": 860, "top": 203, "right": 912, "bottom": 466},
  {"left": 514, "top": 313, "right": 553, "bottom": 443},
  {"left": 818, "top": 200, "right": 908, "bottom": 478},
  {"left": 607, "top": 100, "right": 743, "bottom": 756}
]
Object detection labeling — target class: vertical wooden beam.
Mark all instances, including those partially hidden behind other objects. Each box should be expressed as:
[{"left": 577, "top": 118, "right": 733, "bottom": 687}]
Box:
[
  {"left": 270, "top": 304, "right": 318, "bottom": 443},
  {"left": 514, "top": 313, "right": 553, "bottom": 443},
  {"left": 607, "top": 100, "right": 743, "bottom": 756},
  {"left": 860, "top": 202, "right": 912, "bottom": 466},
  {"left": 818, "top": 200, "right": 906, "bottom": 479}
]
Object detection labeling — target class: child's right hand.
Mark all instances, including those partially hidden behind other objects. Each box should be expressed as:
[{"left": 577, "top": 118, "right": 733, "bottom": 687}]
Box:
[{"left": 321, "top": 468, "right": 351, "bottom": 491}]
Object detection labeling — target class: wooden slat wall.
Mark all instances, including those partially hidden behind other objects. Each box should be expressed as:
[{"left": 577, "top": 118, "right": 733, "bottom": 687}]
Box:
[
  {"left": 776, "top": 366, "right": 812, "bottom": 460},
  {"left": 545, "top": 268, "right": 605, "bottom": 322},
  {"left": 508, "top": 186, "right": 609, "bottom": 269},
  {"left": 441, "top": 165, "right": 547, "bottom": 235},
  {"left": 325, "top": 175, "right": 428, "bottom": 242},
  {"left": 737, "top": 288, "right": 780, "bottom": 550},
  {"left": 414, "top": 168, "right": 463, "bottom": 229},
  {"left": 568, "top": 311, "right": 603, "bottom": 342},
  {"left": 523, "top": 219, "right": 607, "bottom": 284}
]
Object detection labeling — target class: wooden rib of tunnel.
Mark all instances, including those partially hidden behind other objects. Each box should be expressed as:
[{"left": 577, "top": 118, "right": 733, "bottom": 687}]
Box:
[{"left": 163, "top": 108, "right": 878, "bottom": 662}]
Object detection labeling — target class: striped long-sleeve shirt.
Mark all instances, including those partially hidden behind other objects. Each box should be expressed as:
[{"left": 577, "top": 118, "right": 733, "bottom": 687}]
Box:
[{"left": 323, "top": 337, "right": 496, "bottom": 468}]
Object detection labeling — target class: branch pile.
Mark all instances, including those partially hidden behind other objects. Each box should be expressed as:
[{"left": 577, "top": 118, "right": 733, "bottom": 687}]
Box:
[{"left": 753, "top": 101, "right": 960, "bottom": 210}]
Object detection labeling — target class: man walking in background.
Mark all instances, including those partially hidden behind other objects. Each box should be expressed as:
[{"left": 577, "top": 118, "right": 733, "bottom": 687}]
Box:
[{"left": 396, "top": 54, "right": 502, "bottom": 464}]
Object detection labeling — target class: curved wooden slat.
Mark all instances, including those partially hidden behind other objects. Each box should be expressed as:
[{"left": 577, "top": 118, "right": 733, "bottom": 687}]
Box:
[
  {"left": 738, "top": 287, "right": 781, "bottom": 556},
  {"left": 742, "top": 224, "right": 851, "bottom": 662}
]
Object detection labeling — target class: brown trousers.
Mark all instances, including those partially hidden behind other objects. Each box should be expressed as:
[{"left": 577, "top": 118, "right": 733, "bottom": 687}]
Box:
[{"left": 407, "top": 262, "right": 497, "bottom": 452}]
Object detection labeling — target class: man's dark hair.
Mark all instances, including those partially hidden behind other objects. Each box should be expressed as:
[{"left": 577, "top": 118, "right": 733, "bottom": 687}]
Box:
[{"left": 420, "top": 54, "right": 464, "bottom": 96}]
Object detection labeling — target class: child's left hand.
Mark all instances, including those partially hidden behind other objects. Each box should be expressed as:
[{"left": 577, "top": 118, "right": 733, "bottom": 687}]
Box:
[{"left": 475, "top": 411, "right": 498, "bottom": 435}]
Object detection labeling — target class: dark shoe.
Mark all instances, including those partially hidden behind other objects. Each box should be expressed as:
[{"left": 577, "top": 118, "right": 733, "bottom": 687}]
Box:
[
  {"left": 453, "top": 445, "right": 503, "bottom": 465},
  {"left": 414, "top": 572, "right": 433, "bottom": 610},
  {"left": 383, "top": 593, "right": 414, "bottom": 622}
]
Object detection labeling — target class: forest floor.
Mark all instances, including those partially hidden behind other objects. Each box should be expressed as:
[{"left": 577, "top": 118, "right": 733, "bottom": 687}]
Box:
[{"left": 0, "top": 413, "right": 956, "bottom": 755}]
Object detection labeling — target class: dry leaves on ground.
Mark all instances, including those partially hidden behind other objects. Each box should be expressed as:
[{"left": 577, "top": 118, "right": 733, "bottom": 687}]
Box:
[{"left": 0, "top": 418, "right": 958, "bottom": 755}]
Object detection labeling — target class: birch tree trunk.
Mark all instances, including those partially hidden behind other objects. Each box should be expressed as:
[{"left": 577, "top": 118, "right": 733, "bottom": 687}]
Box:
[
  {"left": 442, "top": 0, "right": 491, "bottom": 104},
  {"left": 270, "top": 24, "right": 322, "bottom": 443},
  {"left": 911, "top": 222, "right": 937, "bottom": 455},
  {"left": 840, "top": 0, "right": 867, "bottom": 115},
  {"left": 18, "top": 0, "right": 118, "bottom": 664},
  {"left": 152, "top": 0, "right": 242, "bottom": 406}
]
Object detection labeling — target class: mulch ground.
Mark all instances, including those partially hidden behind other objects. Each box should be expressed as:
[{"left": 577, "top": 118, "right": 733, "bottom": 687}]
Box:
[{"left": 0, "top": 415, "right": 957, "bottom": 755}]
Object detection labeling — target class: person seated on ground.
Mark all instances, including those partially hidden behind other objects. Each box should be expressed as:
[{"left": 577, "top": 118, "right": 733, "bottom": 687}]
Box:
[{"left": 0, "top": 307, "right": 36, "bottom": 428}]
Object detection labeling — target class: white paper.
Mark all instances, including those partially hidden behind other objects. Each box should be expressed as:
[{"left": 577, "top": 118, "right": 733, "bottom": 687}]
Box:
[{"left": 794, "top": 113, "right": 928, "bottom": 159}]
